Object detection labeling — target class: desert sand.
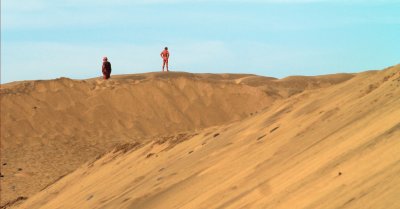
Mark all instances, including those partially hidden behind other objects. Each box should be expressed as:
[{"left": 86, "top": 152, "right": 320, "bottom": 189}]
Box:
[{"left": 1, "top": 66, "right": 399, "bottom": 208}]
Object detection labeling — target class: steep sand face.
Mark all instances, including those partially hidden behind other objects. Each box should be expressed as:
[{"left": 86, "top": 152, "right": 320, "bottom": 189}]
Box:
[
  {"left": 0, "top": 72, "right": 354, "bottom": 206},
  {"left": 10, "top": 65, "right": 400, "bottom": 209}
]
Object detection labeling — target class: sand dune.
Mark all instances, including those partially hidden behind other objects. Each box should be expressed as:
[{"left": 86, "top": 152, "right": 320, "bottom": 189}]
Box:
[
  {"left": 1, "top": 66, "right": 399, "bottom": 208},
  {"left": 0, "top": 71, "right": 353, "bottom": 207}
]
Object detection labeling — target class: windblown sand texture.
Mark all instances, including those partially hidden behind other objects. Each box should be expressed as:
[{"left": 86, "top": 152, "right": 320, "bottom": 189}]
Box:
[{"left": 1, "top": 66, "right": 399, "bottom": 208}]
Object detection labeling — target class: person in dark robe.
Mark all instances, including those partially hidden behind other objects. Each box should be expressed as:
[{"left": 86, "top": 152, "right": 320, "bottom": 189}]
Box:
[{"left": 102, "top": 57, "right": 112, "bottom": 80}]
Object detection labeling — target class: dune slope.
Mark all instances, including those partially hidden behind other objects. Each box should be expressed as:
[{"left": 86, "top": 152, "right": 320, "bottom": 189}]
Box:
[
  {"left": 0, "top": 72, "right": 353, "bottom": 206},
  {"left": 12, "top": 65, "right": 400, "bottom": 209}
]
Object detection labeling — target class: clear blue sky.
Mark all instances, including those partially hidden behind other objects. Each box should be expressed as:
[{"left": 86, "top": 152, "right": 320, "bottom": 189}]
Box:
[{"left": 1, "top": 0, "right": 399, "bottom": 83}]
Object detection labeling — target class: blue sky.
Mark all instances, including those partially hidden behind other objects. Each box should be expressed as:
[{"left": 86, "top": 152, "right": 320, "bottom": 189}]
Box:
[{"left": 1, "top": 0, "right": 399, "bottom": 83}]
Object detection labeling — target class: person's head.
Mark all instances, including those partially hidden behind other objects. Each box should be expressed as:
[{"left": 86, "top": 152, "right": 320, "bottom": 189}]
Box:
[
  {"left": 164, "top": 47, "right": 168, "bottom": 50},
  {"left": 103, "top": 57, "right": 108, "bottom": 62}
]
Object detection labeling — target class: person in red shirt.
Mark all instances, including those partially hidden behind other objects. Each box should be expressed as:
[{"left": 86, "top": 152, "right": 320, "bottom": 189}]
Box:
[
  {"left": 102, "top": 57, "right": 112, "bottom": 79},
  {"left": 160, "top": 47, "right": 169, "bottom": 72}
]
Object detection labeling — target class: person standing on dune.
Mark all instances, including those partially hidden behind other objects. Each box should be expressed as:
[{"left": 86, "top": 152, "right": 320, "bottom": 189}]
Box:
[
  {"left": 102, "top": 57, "right": 112, "bottom": 80},
  {"left": 160, "top": 47, "right": 170, "bottom": 72}
]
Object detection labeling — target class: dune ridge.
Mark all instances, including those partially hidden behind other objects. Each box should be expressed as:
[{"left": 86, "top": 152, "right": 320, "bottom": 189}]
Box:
[
  {"left": 11, "top": 65, "right": 400, "bottom": 209},
  {"left": 0, "top": 71, "right": 354, "bottom": 206},
  {"left": 2, "top": 66, "right": 398, "bottom": 208}
]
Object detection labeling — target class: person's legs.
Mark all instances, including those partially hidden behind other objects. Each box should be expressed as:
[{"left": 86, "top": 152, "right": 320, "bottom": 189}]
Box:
[
  {"left": 103, "top": 71, "right": 110, "bottom": 79},
  {"left": 166, "top": 59, "right": 169, "bottom": 72},
  {"left": 162, "top": 60, "right": 166, "bottom": 71}
]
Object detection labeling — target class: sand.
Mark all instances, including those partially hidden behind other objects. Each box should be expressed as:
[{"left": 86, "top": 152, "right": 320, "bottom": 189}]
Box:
[{"left": 1, "top": 66, "right": 399, "bottom": 208}]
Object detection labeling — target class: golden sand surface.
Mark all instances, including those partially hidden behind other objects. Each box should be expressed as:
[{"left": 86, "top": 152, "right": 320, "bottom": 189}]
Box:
[{"left": 1, "top": 66, "right": 399, "bottom": 208}]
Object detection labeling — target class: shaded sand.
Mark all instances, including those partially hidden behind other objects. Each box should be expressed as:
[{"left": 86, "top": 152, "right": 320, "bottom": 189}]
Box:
[
  {"left": 0, "top": 71, "right": 354, "bottom": 206},
  {"left": 1, "top": 65, "right": 398, "bottom": 208}
]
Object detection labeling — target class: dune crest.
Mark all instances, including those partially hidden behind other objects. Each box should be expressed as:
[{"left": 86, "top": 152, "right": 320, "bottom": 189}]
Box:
[
  {"left": 10, "top": 65, "right": 400, "bottom": 209},
  {"left": 2, "top": 67, "right": 398, "bottom": 208},
  {"left": 0, "top": 71, "right": 353, "bottom": 206}
]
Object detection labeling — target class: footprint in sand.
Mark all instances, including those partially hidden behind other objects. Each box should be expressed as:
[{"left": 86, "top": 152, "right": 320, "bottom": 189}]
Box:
[
  {"left": 270, "top": 126, "right": 279, "bottom": 133},
  {"left": 257, "top": 135, "right": 266, "bottom": 141},
  {"left": 87, "top": 195, "right": 94, "bottom": 201},
  {"left": 146, "top": 153, "right": 156, "bottom": 158}
]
